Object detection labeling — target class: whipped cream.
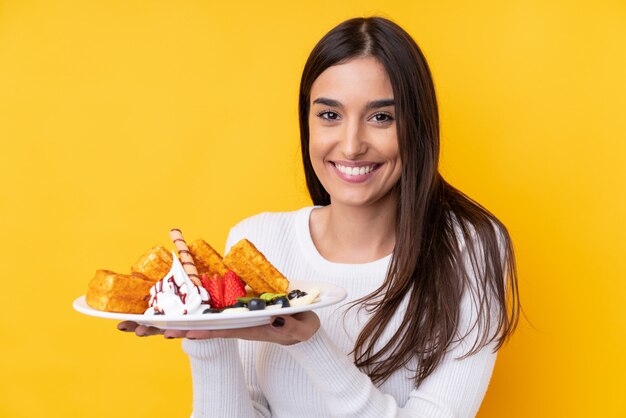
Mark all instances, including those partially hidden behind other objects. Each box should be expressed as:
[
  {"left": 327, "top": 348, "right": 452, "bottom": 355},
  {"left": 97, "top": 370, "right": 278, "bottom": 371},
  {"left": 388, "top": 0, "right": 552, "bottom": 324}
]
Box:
[{"left": 144, "top": 250, "right": 209, "bottom": 315}]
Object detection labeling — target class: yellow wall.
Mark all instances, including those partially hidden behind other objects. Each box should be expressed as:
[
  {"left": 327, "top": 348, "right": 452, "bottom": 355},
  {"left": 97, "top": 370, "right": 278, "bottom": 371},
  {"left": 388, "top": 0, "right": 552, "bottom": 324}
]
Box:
[{"left": 1, "top": 1, "right": 624, "bottom": 416}]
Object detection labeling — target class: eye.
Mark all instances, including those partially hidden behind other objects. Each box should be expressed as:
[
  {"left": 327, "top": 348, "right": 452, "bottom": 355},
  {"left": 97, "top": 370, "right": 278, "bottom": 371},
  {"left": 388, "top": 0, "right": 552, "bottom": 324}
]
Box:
[
  {"left": 370, "top": 112, "right": 394, "bottom": 123},
  {"left": 316, "top": 110, "right": 341, "bottom": 121}
]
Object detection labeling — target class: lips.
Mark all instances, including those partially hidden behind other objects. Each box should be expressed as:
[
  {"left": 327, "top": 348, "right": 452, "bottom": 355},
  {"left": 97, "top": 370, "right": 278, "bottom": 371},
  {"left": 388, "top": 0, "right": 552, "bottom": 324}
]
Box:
[{"left": 330, "top": 161, "right": 381, "bottom": 183}]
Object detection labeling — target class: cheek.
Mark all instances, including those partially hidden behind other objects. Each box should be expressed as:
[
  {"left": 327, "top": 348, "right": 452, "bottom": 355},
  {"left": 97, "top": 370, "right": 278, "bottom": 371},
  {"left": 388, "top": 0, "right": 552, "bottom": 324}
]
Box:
[
  {"left": 377, "top": 132, "right": 402, "bottom": 182},
  {"left": 371, "top": 129, "right": 400, "bottom": 162},
  {"left": 380, "top": 126, "right": 399, "bottom": 156},
  {"left": 308, "top": 135, "right": 326, "bottom": 180},
  {"left": 308, "top": 127, "right": 334, "bottom": 163}
]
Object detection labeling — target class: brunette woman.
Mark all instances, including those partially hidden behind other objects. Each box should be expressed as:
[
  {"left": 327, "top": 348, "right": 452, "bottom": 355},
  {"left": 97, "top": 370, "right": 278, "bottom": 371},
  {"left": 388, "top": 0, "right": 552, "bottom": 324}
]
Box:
[{"left": 120, "top": 16, "right": 519, "bottom": 418}]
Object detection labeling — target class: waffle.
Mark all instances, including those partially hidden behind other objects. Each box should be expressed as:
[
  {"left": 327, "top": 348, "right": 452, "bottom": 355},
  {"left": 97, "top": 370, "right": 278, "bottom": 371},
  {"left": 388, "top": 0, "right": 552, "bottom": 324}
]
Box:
[
  {"left": 130, "top": 244, "right": 173, "bottom": 282},
  {"left": 86, "top": 269, "right": 153, "bottom": 314},
  {"left": 223, "top": 239, "right": 289, "bottom": 294},
  {"left": 189, "top": 239, "right": 228, "bottom": 277}
]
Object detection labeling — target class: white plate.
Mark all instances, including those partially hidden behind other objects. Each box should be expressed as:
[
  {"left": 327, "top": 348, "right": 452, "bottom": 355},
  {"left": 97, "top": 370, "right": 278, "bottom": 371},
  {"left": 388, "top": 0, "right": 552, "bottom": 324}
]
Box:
[{"left": 73, "top": 280, "right": 347, "bottom": 330}]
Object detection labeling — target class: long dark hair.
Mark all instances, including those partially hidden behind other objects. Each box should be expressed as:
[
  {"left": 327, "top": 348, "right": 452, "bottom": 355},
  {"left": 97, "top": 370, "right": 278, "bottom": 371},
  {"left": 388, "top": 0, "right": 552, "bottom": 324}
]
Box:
[{"left": 299, "top": 17, "right": 520, "bottom": 386}]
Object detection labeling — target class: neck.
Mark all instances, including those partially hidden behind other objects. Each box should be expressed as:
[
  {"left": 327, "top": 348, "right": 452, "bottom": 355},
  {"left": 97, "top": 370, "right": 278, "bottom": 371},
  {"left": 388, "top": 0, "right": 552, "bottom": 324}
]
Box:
[{"left": 310, "top": 192, "right": 397, "bottom": 264}]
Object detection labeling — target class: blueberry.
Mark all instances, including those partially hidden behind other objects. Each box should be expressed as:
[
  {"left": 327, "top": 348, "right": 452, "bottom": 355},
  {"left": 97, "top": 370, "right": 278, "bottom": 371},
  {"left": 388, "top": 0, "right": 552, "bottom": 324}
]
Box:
[
  {"left": 271, "top": 296, "right": 290, "bottom": 308},
  {"left": 247, "top": 298, "right": 266, "bottom": 311},
  {"left": 232, "top": 301, "right": 247, "bottom": 308},
  {"left": 288, "top": 290, "right": 301, "bottom": 300},
  {"left": 203, "top": 308, "right": 223, "bottom": 314}
]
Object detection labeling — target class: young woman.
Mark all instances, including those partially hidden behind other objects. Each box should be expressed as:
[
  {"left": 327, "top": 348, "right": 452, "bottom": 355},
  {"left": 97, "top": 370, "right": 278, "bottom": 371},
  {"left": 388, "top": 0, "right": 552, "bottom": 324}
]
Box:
[{"left": 120, "top": 16, "right": 519, "bottom": 417}]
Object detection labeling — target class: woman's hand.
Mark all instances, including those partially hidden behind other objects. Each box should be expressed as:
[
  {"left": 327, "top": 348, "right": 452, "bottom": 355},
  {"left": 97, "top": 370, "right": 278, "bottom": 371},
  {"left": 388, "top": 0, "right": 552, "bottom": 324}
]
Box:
[{"left": 117, "top": 311, "right": 320, "bottom": 345}]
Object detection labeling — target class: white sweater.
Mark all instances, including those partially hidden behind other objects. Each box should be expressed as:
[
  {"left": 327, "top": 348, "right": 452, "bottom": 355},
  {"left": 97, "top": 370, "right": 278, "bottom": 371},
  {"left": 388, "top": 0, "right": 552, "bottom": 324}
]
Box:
[{"left": 183, "top": 207, "right": 497, "bottom": 418}]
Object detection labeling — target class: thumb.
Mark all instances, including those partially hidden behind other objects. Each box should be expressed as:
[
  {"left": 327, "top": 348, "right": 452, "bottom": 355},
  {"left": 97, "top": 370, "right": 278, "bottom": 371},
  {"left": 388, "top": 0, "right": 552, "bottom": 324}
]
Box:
[{"left": 270, "top": 313, "right": 319, "bottom": 343}]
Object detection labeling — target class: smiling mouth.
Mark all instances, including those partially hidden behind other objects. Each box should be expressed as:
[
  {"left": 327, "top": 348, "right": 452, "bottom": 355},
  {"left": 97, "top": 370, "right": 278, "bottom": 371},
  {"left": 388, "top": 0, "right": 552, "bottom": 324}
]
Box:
[{"left": 330, "top": 161, "right": 381, "bottom": 179}]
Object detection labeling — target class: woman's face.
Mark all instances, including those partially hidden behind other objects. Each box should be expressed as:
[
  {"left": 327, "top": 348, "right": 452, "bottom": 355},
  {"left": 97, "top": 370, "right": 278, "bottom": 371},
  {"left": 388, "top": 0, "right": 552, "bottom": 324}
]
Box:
[{"left": 308, "top": 56, "right": 401, "bottom": 209}]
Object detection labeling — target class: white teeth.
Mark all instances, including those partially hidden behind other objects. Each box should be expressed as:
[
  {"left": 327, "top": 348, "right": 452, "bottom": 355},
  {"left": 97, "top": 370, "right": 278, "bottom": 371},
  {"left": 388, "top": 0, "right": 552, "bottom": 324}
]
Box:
[{"left": 335, "top": 164, "right": 376, "bottom": 176}]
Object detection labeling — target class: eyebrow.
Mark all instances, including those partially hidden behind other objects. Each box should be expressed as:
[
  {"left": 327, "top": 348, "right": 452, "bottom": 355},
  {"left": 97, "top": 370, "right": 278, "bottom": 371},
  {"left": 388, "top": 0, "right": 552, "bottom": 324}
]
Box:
[
  {"left": 367, "top": 99, "right": 395, "bottom": 109},
  {"left": 312, "top": 97, "right": 395, "bottom": 109}
]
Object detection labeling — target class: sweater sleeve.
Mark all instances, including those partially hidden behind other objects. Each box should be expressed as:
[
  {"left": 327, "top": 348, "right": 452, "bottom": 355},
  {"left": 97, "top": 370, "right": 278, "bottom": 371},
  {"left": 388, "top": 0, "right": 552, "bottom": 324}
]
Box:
[
  {"left": 281, "top": 223, "right": 502, "bottom": 418},
  {"left": 182, "top": 339, "right": 271, "bottom": 418},
  {"left": 282, "top": 324, "right": 496, "bottom": 418}
]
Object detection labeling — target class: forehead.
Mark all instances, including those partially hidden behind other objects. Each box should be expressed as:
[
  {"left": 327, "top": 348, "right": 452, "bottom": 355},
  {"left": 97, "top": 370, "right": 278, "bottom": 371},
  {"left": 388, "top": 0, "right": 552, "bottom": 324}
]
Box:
[{"left": 310, "top": 56, "right": 393, "bottom": 103}]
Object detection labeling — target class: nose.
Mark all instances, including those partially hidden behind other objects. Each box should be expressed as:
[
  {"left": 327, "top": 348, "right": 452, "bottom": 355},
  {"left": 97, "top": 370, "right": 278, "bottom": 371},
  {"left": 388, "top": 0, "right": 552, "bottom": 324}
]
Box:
[{"left": 341, "top": 119, "right": 367, "bottom": 159}]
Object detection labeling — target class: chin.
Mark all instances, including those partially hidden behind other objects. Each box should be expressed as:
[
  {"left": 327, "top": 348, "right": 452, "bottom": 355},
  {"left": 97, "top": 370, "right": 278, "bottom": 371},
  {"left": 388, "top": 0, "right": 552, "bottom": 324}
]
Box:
[
  {"left": 329, "top": 193, "right": 381, "bottom": 208},
  {"left": 326, "top": 184, "right": 398, "bottom": 209}
]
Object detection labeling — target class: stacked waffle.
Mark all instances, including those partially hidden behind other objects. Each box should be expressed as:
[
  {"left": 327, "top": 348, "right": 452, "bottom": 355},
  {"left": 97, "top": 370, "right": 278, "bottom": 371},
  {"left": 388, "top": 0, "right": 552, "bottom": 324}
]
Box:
[{"left": 85, "top": 234, "right": 289, "bottom": 314}]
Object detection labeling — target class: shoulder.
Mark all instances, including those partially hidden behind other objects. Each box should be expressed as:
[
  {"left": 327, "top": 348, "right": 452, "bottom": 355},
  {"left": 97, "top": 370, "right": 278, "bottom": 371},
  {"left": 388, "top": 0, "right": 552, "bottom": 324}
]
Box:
[{"left": 225, "top": 207, "right": 313, "bottom": 254}]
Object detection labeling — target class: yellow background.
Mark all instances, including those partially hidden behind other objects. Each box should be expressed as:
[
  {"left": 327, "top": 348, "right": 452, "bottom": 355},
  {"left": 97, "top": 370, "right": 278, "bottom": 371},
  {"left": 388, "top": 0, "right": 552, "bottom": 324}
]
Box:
[{"left": 1, "top": 0, "right": 624, "bottom": 416}]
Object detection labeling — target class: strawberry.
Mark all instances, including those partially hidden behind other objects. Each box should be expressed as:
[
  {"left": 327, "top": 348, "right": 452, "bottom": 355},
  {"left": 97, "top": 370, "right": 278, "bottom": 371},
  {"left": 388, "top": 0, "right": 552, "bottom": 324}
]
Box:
[
  {"left": 200, "top": 273, "right": 211, "bottom": 293},
  {"left": 225, "top": 270, "right": 246, "bottom": 293},
  {"left": 223, "top": 270, "right": 247, "bottom": 306},
  {"left": 207, "top": 273, "right": 225, "bottom": 309}
]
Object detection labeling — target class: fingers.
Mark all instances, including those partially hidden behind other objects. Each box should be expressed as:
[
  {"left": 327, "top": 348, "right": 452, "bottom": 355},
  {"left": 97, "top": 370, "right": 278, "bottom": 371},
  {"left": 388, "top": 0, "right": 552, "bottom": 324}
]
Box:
[
  {"left": 163, "top": 329, "right": 188, "bottom": 339},
  {"left": 135, "top": 325, "right": 164, "bottom": 336},
  {"left": 270, "top": 316, "right": 303, "bottom": 340},
  {"left": 162, "top": 329, "right": 240, "bottom": 340},
  {"left": 184, "top": 329, "right": 245, "bottom": 340},
  {"left": 118, "top": 324, "right": 162, "bottom": 337},
  {"left": 117, "top": 312, "right": 321, "bottom": 344},
  {"left": 117, "top": 321, "right": 138, "bottom": 332},
  {"left": 185, "top": 326, "right": 279, "bottom": 342},
  {"left": 184, "top": 330, "right": 217, "bottom": 339},
  {"left": 118, "top": 321, "right": 193, "bottom": 339},
  {"left": 117, "top": 321, "right": 163, "bottom": 336},
  {"left": 270, "top": 312, "right": 320, "bottom": 343}
]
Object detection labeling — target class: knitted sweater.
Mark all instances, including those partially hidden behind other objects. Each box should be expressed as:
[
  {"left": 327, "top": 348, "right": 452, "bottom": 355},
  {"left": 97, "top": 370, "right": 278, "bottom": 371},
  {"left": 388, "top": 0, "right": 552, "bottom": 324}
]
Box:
[{"left": 182, "top": 207, "right": 497, "bottom": 418}]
